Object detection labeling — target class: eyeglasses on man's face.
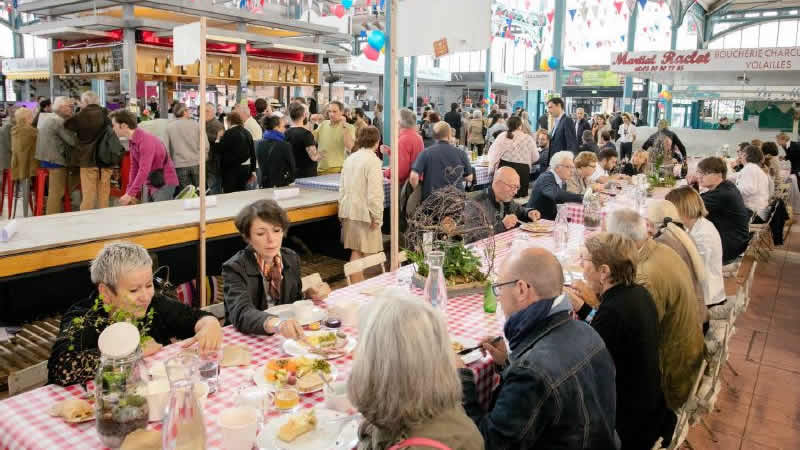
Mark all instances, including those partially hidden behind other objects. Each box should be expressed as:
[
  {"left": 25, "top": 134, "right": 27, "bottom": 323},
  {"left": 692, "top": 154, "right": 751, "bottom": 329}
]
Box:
[
  {"left": 497, "top": 179, "right": 520, "bottom": 192},
  {"left": 491, "top": 279, "right": 530, "bottom": 296}
]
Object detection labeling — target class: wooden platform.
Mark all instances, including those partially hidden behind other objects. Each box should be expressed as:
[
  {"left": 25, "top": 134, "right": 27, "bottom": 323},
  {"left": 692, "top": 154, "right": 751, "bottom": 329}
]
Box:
[
  {"left": 0, "top": 318, "right": 60, "bottom": 398},
  {"left": 0, "top": 188, "right": 339, "bottom": 278}
]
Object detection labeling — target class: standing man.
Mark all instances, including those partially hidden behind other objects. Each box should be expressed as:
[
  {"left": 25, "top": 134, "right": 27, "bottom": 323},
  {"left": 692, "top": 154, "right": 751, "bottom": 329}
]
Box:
[
  {"left": 575, "top": 107, "right": 591, "bottom": 142},
  {"left": 64, "top": 91, "right": 113, "bottom": 210},
  {"left": 444, "top": 102, "right": 462, "bottom": 140},
  {"left": 253, "top": 98, "right": 269, "bottom": 128},
  {"left": 776, "top": 132, "right": 800, "bottom": 175},
  {"left": 166, "top": 102, "right": 205, "bottom": 190},
  {"left": 236, "top": 103, "right": 263, "bottom": 142},
  {"left": 35, "top": 97, "right": 77, "bottom": 214},
  {"left": 204, "top": 103, "right": 224, "bottom": 194},
  {"left": 547, "top": 97, "right": 578, "bottom": 154},
  {"left": 409, "top": 122, "right": 473, "bottom": 201},
  {"left": 383, "top": 108, "right": 424, "bottom": 185},
  {"left": 313, "top": 100, "right": 355, "bottom": 174},
  {"left": 286, "top": 102, "right": 321, "bottom": 179},
  {"left": 372, "top": 103, "right": 383, "bottom": 136}
]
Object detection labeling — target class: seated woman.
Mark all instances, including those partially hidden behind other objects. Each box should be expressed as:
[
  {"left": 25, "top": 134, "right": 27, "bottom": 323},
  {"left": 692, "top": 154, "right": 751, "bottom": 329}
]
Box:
[
  {"left": 48, "top": 242, "right": 222, "bottom": 386},
  {"left": 729, "top": 145, "right": 770, "bottom": 222},
  {"left": 223, "top": 199, "right": 323, "bottom": 339},
  {"left": 645, "top": 199, "right": 709, "bottom": 328},
  {"left": 567, "top": 233, "right": 675, "bottom": 450},
  {"left": 348, "top": 289, "right": 483, "bottom": 450},
  {"left": 666, "top": 187, "right": 727, "bottom": 316},
  {"left": 566, "top": 151, "right": 604, "bottom": 194},
  {"left": 621, "top": 150, "right": 649, "bottom": 176}
]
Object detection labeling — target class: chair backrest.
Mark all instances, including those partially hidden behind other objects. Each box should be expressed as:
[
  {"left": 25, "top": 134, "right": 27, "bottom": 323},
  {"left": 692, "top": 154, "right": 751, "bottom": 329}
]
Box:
[
  {"left": 667, "top": 358, "right": 709, "bottom": 450},
  {"left": 344, "top": 252, "right": 387, "bottom": 285},
  {"left": 301, "top": 272, "right": 323, "bottom": 292}
]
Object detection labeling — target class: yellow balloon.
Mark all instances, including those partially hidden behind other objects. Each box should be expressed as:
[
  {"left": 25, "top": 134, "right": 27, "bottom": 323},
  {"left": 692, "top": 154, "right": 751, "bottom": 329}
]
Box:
[
  {"left": 381, "top": 47, "right": 385, "bottom": 54},
  {"left": 540, "top": 59, "right": 550, "bottom": 71}
]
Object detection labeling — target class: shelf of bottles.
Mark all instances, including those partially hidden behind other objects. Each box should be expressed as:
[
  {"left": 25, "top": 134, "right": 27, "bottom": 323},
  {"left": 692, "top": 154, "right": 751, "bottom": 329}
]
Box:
[
  {"left": 137, "top": 44, "right": 239, "bottom": 82},
  {"left": 53, "top": 46, "right": 121, "bottom": 77},
  {"left": 247, "top": 57, "right": 318, "bottom": 86}
]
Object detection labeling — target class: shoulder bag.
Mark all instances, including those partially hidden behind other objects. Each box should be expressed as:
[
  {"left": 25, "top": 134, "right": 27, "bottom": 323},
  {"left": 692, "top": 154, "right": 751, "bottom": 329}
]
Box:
[{"left": 387, "top": 437, "right": 452, "bottom": 450}]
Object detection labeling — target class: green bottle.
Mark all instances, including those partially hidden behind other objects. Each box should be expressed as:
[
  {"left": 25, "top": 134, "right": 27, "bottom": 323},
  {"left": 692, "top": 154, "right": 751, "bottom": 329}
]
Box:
[{"left": 483, "top": 281, "right": 497, "bottom": 313}]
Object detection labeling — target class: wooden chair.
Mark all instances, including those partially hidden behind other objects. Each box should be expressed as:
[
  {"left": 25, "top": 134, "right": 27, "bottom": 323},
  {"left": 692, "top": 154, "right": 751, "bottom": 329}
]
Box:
[
  {"left": 301, "top": 272, "right": 323, "bottom": 293},
  {"left": 344, "top": 252, "right": 386, "bottom": 285},
  {"left": 665, "top": 359, "right": 709, "bottom": 450}
]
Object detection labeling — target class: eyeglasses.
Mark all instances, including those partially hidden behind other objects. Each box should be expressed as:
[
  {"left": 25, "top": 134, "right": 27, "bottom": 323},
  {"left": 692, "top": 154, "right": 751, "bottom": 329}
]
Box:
[
  {"left": 558, "top": 164, "right": 576, "bottom": 170},
  {"left": 491, "top": 279, "right": 528, "bottom": 296},
  {"left": 497, "top": 179, "right": 520, "bottom": 192}
]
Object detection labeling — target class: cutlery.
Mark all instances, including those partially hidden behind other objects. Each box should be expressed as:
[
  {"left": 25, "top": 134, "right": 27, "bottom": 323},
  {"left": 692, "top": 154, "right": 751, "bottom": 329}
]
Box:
[{"left": 457, "top": 336, "right": 503, "bottom": 355}]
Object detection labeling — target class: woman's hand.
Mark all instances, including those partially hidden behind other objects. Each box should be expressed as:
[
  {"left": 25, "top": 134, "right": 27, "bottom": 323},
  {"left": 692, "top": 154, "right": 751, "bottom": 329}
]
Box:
[
  {"left": 142, "top": 337, "right": 163, "bottom": 356},
  {"left": 278, "top": 319, "right": 305, "bottom": 340},
  {"left": 183, "top": 316, "right": 223, "bottom": 353},
  {"left": 119, "top": 194, "right": 135, "bottom": 206},
  {"left": 566, "top": 280, "right": 599, "bottom": 309}
]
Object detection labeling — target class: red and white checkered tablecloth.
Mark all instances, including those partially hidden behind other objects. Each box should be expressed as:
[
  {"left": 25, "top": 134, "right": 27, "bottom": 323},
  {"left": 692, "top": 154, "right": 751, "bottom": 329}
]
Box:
[{"left": 0, "top": 229, "right": 542, "bottom": 450}]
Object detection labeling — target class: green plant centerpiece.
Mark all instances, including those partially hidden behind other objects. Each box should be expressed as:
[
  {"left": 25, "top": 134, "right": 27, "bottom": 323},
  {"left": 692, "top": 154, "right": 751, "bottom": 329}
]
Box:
[
  {"left": 645, "top": 132, "right": 679, "bottom": 189},
  {"left": 404, "top": 185, "right": 495, "bottom": 297}
]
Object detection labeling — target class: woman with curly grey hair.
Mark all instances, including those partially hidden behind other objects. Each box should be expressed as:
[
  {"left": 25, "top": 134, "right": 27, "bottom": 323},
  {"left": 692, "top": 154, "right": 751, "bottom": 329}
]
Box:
[{"left": 348, "top": 290, "right": 484, "bottom": 450}]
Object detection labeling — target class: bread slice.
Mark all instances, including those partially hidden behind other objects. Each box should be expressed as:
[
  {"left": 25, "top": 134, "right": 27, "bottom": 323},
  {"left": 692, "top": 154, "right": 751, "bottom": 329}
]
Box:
[
  {"left": 297, "top": 372, "right": 326, "bottom": 393},
  {"left": 277, "top": 409, "right": 317, "bottom": 442}
]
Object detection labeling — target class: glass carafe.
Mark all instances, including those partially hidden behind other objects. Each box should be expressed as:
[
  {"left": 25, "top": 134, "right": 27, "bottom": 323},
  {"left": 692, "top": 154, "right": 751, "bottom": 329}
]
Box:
[
  {"left": 95, "top": 348, "right": 150, "bottom": 448},
  {"left": 162, "top": 353, "right": 207, "bottom": 450},
  {"left": 424, "top": 250, "right": 449, "bottom": 315},
  {"left": 553, "top": 204, "right": 569, "bottom": 255}
]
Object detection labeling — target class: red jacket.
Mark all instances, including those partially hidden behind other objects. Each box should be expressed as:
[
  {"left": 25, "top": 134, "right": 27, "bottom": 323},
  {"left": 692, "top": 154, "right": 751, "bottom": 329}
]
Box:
[{"left": 383, "top": 127, "right": 424, "bottom": 184}]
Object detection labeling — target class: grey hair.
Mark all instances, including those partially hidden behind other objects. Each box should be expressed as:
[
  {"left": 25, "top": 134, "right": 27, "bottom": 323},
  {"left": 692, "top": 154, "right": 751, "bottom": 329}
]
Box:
[
  {"left": 399, "top": 108, "right": 416, "bottom": 129},
  {"left": 81, "top": 91, "right": 100, "bottom": 106},
  {"left": 549, "top": 150, "right": 575, "bottom": 169},
  {"left": 472, "top": 110, "right": 482, "bottom": 119},
  {"left": 206, "top": 102, "right": 216, "bottom": 109},
  {"left": 606, "top": 208, "right": 648, "bottom": 242},
  {"left": 52, "top": 96, "right": 71, "bottom": 112},
  {"left": 348, "top": 288, "right": 461, "bottom": 445},
  {"left": 90, "top": 242, "right": 153, "bottom": 288}
]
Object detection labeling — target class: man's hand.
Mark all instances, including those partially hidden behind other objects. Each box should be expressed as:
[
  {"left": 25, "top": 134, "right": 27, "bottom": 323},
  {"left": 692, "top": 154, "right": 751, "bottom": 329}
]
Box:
[
  {"left": 502, "top": 214, "right": 519, "bottom": 230},
  {"left": 409, "top": 170, "right": 421, "bottom": 188},
  {"left": 527, "top": 210, "right": 541, "bottom": 222},
  {"left": 118, "top": 194, "right": 135, "bottom": 206},
  {"left": 481, "top": 336, "right": 508, "bottom": 367}
]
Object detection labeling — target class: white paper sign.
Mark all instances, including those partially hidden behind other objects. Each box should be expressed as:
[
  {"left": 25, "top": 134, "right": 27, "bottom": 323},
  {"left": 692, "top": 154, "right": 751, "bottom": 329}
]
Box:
[
  {"left": 183, "top": 196, "right": 217, "bottom": 210},
  {"left": 522, "top": 72, "right": 555, "bottom": 91},
  {"left": 0, "top": 220, "right": 18, "bottom": 243},
  {"left": 396, "top": 0, "right": 491, "bottom": 57},
  {"left": 173, "top": 22, "right": 202, "bottom": 66},
  {"left": 272, "top": 188, "right": 300, "bottom": 200}
]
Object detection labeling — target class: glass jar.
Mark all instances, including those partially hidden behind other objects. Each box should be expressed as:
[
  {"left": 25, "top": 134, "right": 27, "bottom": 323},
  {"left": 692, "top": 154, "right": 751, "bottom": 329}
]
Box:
[
  {"left": 95, "top": 348, "right": 150, "bottom": 448},
  {"left": 424, "top": 250, "right": 449, "bottom": 315}
]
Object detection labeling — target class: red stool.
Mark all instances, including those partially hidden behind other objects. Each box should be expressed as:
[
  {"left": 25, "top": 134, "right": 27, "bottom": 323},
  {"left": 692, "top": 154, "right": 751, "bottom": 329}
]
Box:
[
  {"left": 34, "top": 168, "right": 73, "bottom": 216},
  {"left": 0, "top": 169, "right": 11, "bottom": 217}
]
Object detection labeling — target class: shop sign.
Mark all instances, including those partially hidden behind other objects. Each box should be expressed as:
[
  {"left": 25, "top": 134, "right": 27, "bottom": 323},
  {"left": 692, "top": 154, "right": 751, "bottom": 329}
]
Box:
[
  {"left": 611, "top": 47, "right": 800, "bottom": 73},
  {"left": 1, "top": 57, "right": 48, "bottom": 74},
  {"left": 522, "top": 71, "right": 554, "bottom": 91}
]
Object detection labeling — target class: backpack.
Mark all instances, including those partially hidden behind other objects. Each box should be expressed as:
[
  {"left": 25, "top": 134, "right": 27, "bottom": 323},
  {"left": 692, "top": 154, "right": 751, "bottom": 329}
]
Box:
[{"left": 95, "top": 125, "right": 125, "bottom": 167}]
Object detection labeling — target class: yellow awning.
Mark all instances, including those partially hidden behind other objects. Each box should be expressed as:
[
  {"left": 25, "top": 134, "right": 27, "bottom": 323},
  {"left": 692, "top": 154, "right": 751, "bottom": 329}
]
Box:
[{"left": 5, "top": 71, "right": 50, "bottom": 80}]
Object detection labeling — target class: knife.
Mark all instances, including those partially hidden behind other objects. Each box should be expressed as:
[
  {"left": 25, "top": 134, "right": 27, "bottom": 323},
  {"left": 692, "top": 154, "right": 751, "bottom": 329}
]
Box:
[{"left": 457, "top": 336, "right": 503, "bottom": 355}]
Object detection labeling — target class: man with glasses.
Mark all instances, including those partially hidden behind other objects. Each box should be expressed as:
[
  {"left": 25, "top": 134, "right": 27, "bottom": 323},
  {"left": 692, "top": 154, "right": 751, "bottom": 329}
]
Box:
[
  {"left": 466, "top": 167, "right": 541, "bottom": 242},
  {"left": 527, "top": 151, "right": 584, "bottom": 220},
  {"left": 458, "top": 247, "right": 618, "bottom": 449}
]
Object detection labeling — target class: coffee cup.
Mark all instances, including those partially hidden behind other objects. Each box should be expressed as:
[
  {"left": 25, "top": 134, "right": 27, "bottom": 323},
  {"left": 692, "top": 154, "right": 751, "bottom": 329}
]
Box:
[
  {"left": 293, "top": 300, "right": 315, "bottom": 324},
  {"left": 218, "top": 406, "right": 258, "bottom": 450}
]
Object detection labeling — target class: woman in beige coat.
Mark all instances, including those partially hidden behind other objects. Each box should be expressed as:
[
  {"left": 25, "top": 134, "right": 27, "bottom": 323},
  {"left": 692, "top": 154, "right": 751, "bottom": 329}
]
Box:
[
  {"left": 467, "top": 110, "right": 486, "bottom": 156},
  {"left": 11, "top": 107, "right": 38, "bottom": 217},
  {"left": 339, "top": 126, "right": 384, "bottom": 282}
]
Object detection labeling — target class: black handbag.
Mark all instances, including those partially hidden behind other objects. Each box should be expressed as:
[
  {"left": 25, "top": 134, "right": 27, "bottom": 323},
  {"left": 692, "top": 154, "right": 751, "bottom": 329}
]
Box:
[{"left": 147, "top": 150, "right": 169, "bottom": 188}]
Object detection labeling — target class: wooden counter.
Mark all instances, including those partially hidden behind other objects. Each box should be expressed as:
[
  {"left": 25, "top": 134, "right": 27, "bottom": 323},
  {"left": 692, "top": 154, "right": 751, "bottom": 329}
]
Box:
[{"left": 0, "top": 188, "right": 339, "bottom": 278}]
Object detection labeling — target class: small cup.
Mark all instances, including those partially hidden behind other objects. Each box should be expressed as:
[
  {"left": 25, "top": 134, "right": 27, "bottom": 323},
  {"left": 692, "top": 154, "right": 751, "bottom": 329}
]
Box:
[
  {"left": 273, "top": 387, "right": 300, "bottom": 412},
  {"left": 324, "top": 381, "right": 353, "bottom": 413},
  {"left": 218, "top": 406, "right": 258, "bottom": 450},
  {"left": 293, "top": 300, "right": 315, "bottom": 324}
]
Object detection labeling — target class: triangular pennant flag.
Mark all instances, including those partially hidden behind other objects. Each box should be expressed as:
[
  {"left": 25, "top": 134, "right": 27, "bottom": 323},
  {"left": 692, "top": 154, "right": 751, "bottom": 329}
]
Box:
[
  {"left": 569, "top": 8, "right": 576, "bottom": 21},
  {"left": 587, "top": 19, "right": 591, "bottom": 27},
  {"left": 591, "top": 5, "right": 599, "bottom": 17},
  {"left": 621, "top": 35, "right": 626, "bottom": 42},
  {"left": 643, "top": 26, "right": 647, "bottom": 32},
  {"left": 547, "top": 9, "right": 555, "bottom": 23},
  {"left": 599, "top": 19, "right": 605, "bottom": 27},
  {"left": 638, "top": 0, "right": 647, "bottom": 9},
  {"left": 580, "top": 5, "right": 589, "bottom": 18},
  {"left": 586, "top": 42, "right": 591, "bottom": 48},
  {"left": 614, "top": 1, "right": 623, "bottom": 14}
]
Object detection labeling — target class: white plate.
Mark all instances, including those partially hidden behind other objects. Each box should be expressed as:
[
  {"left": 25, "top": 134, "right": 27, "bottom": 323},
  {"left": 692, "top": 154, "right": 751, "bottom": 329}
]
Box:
[
  {"left": 461, "top": 351, "right": 483, "bottom": 365},
  {"left": 252, "top": 357, "right": 339, "bottom": 394},
  {"left": 266, "top": 305, "right": 327, "bottom": 326},
  {"left": 257, "top": 408, "right": 359, "bottom": 450},
  {"left": 283, "top": 331, "right": 357, "bottom": 360}
]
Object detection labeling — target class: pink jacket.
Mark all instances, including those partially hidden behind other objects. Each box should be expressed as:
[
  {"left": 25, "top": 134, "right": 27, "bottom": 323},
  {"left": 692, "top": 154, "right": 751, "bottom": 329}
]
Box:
[{"left": 126, "top": 127, "right": 178, "bottom": 198}]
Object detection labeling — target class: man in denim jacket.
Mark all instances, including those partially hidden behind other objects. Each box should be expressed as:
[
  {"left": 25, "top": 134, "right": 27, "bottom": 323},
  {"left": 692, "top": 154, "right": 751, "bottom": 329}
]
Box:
[{"left": 459, "top": 247, "right": 620, "bottom": 449}]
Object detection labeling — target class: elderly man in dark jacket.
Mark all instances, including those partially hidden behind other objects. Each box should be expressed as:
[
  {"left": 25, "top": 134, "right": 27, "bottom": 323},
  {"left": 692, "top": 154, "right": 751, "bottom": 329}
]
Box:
[
  {"left": 466, "top": 167, "right": 540, "bottom": 242},
  {"left": 527, "top": 151, "right": 584, "bottom": 220},
  {"left": 36, "top": 96, "right": 77, "bottom": 214},
  {"left": 64, "top": 91, "right": 112, "bottom": 210},
  {"left": 459, "top": 247, "right": 619, "bottom": 449}
]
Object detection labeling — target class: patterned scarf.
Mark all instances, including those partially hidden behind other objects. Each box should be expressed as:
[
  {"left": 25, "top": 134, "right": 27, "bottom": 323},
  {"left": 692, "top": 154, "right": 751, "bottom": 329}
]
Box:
[{"left": 255, "top": 252, "right": 283, "bottom": 301}]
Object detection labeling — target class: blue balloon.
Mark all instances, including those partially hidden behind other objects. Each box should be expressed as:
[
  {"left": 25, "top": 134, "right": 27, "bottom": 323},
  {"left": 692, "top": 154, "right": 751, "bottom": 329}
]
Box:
[
  {"left": 547, "top": 56, "right": 560, "bottom": 69},
  {"left": 368, "top": 30, "right": 386, "bottom": 51},
  {"left": 342, "top": 0, "right": 353, "bottom": 9},
  {"left": 360, "top": 30, "right": 367, "bottom": 38}
]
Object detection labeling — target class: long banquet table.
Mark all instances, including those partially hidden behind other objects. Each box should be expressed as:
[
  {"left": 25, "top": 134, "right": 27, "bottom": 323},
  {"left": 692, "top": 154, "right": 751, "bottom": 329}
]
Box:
[
  {"left": 0, "top": 188, "right": 339, "bottom": 279},
  {"left": 0, "top": 228, "right": 561, "bottom": 449}
]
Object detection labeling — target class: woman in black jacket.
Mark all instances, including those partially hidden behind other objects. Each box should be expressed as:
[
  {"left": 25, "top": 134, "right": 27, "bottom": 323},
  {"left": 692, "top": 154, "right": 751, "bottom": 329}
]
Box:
[
  {"left": 217, "top": 111, "right": 256, "bottom": 193},
  {"left": 223, "top": 199, "right": 325, "bottom": 339},
  {"left": 257, "top": 115, "right": 296, "bottom": 188}
]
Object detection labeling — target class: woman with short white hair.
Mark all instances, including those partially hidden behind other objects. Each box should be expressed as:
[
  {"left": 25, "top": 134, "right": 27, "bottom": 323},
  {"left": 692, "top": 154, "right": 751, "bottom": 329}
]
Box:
[
  {"left": 349, "top": 290, "right": 483, "bottom": 450},
  {"left": 48, "top": 241, "right": 222, "bottom": 386},
  {"left": 468, "top": 109, "right": 486, "bottom": 156}
]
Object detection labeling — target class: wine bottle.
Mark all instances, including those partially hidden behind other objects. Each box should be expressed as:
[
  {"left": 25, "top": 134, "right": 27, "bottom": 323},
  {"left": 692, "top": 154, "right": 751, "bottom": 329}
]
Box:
[
  {"left": 195, "top": 59, "right": 200, "bottom": 76},
  {"left": 165, "top": 56, "right": 172, "bottom": 74},
  {"left": 87, "top": 55, "right": 93, "bottom": 73},
  {"left": 208, "top": 62, "right": 213, "bottom": 76},
  {"left": 228, "top": 59, "right": 234, "bottom": 78},
  {"left": 292, "top": 66, "right": 298, "bottom": 81},
  {"left": 218, "top": 61, "right": 225, "bottom": 78},
  {"left": 153, "top": 57, "right": 160, "bottom": 74},
  {"left": 75, "top": 56, "right": 82, "bottom": 74},
  {"left": 277, "top": 65, "right": 282, "bottom": 81},
  {"left": 64, "top": 58, "right": 70, "bottom": 74},
  {"left": 94, "top": 54, "right": 100, "bottom": 72}
]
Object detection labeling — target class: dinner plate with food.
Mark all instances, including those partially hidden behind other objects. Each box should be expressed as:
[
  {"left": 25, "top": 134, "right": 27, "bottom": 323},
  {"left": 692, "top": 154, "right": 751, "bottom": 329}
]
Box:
[
  {"left": 254, "top": 356, "right": 337, "bottom": 394},
  {"left": 258, "top": 408, "right": 359, "bottom": 450},
  {"left": 48, "top": 398, "right": 95, "bottom": 423},
  {"left": 283, "top": 330, "right": 356, "bottom": 359},
  {"left": 520, "top": 222, "right": 553, "bottom": 234},
  {"left": 451, "top": 341, "right": 482, "bottom": 365}
]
